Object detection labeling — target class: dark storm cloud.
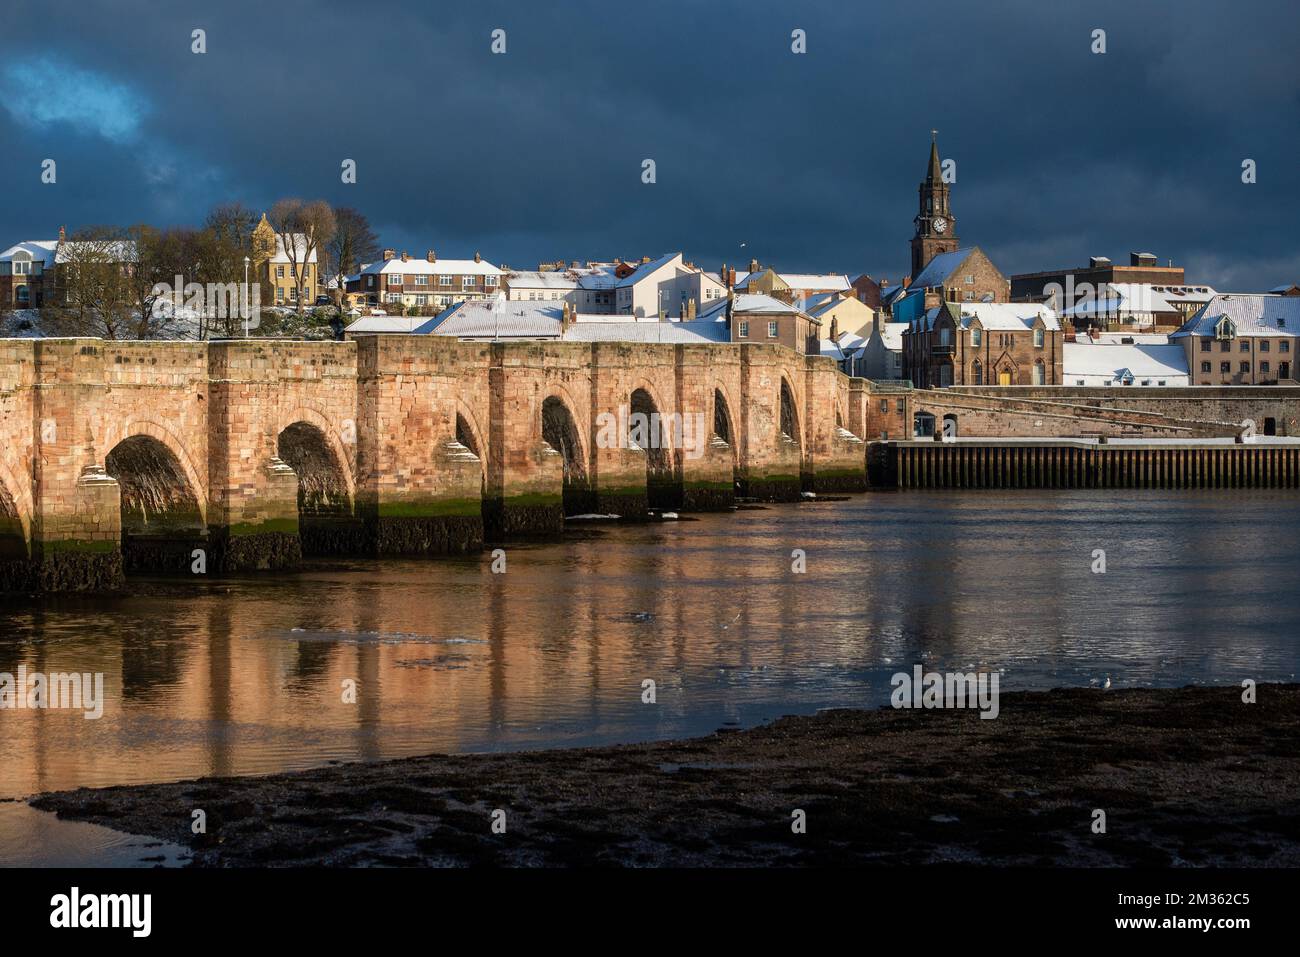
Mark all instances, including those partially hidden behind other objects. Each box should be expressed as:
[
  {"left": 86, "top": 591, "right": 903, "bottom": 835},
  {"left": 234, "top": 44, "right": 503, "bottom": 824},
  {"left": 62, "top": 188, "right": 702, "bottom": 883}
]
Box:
[{"left": 1, "top": 0, "right": 1296, "bottom": 288}]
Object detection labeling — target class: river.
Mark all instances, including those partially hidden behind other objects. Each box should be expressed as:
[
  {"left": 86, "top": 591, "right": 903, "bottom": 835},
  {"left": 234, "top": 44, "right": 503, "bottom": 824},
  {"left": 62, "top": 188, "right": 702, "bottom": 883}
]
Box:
[{"left": 1, "top": 490, "right": 1297, "bottom": 859}]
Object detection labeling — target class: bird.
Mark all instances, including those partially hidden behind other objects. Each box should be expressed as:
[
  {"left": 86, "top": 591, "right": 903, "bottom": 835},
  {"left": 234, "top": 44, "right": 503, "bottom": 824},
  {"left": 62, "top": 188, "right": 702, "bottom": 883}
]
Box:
[{"left": 1102, "top": 676, "right": 1112, "bottom": 690}]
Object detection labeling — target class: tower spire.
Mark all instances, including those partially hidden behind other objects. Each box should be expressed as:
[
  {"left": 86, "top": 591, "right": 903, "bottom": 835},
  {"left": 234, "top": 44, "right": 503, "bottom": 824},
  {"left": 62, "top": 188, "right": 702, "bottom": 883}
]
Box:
[{"left": 927, "top": 131, "right": 941, "bottom": 182}]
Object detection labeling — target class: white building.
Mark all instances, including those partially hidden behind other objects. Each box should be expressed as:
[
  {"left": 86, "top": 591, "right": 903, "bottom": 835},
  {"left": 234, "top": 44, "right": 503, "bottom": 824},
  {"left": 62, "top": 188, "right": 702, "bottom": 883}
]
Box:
[{"left": 1063, "top": 335, "right": 1190, "bottom": 386}]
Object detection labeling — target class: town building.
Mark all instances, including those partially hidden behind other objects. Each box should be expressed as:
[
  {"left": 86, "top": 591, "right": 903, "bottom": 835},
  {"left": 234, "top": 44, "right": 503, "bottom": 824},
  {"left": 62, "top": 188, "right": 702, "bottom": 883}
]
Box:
[
  {"left": 347, "top": 249, "right": 501, "bottom": 312},
  {"left": 1059, "top": 283, "right": 1216, "bottom": 332},
  {"left": 1010, "top": 252, "right": 1186, "bottom": 304},
  {"left": 1170, "top": 294, "right": 1300, "bottom": 385},
  {"left": 911, "top": 136, "right": 959, "bottom": 279},
  {"left": 0, "top": 240, "right": 57, "bottom": 309},
  {"left": 891, "top": 247, "right": 1010, "bottom": 326},
  {"left": 1063, "top": 334, "right": 1190, "bottom": 386},
  {"left": 903, "top": 301, "right": 1063, "bottom": 387}
]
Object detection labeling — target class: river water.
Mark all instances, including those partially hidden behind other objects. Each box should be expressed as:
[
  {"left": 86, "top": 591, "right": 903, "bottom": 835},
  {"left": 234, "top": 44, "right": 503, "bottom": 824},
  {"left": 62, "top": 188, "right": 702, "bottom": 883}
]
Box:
[{"left": 2, "top": 490, "right": 1298, "bottom": 820}]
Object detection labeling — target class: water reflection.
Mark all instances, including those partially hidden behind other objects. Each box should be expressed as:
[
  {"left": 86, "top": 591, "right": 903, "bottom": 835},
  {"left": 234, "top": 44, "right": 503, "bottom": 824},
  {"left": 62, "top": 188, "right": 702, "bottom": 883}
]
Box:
[{"left": 1, "top": 491, "right": 1298, "bottom": 802}]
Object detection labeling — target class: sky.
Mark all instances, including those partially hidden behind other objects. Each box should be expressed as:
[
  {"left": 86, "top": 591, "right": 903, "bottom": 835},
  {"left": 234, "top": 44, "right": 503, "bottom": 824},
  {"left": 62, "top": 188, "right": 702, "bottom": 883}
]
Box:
[{"left": 1, "top": 0, "right": 1297, "bottom": 291}]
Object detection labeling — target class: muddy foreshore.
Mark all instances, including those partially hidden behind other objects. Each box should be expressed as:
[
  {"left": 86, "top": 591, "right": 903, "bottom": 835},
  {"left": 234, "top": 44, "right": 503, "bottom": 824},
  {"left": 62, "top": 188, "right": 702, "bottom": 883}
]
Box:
[{"left": 31, "top": 685, "right": 1300, "bottom": 867}]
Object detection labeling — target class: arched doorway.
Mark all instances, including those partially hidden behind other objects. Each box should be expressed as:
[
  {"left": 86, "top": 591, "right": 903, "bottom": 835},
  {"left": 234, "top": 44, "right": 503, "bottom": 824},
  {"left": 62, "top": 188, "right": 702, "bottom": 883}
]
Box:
[
  {"left": 277, "top": 422, "right": 358, "bottom": 554},
  {"left": 104, "top": 435, "right": 205, "bottom": 572},
  {"left": 942, "top": 413, "right": 958, "bottom": 439},
  {"left": 541, "top": 395, "right": 592, "bottom": 514},
  {"left": 631, "top": 387, "right": 679, "bottom": 510}
]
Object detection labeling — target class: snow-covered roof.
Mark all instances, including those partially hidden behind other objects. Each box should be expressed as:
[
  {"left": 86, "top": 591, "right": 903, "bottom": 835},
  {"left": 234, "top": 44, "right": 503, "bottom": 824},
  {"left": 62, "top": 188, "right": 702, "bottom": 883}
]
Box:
[
  {"left": 344, "top": 315, "right": 429, "bottom": 334},
  {"left": 1170, "top": 294, "right": 1300, "bottom": 339},
  {"left": 0, "top": 240, "right": 58, "bottom": 266},
  {"left": 880, "top": 321, "right": 907, "bottom": 351},
  {"left": 922, "top": 302, "right": 1060, "bottom": 332},
  {"left": 1061, "top": 283, "right": 1191, "bottom": 319},
  {"left": 359, "top": 256, "right": 501, "bottom": 277},
  {"left": 563, "top": 319, "right": 729, "bottom": 344},
  {"left": 781, "top": 273, "right": 851, "bottom": 292},
  {"left": 614, "top": 252, "right": 681, "bottom": 288},
  {"left": 504, "top": 270, "right": 580, "bottom": 290},
  {"left": 55, "top": 239, "right": 137, "bottom": 263},
  {"left": 415, "top": 299, "right": 560, "bottom": 337},
  {"left": 909, "top": 249, "right": 973, "bottom": 290},
  {"left": 1063, "top": 342, "right": 1189, "bottom": 380},
  {"left": 272, "top": 234, "right": 317, "bottom": 264}
]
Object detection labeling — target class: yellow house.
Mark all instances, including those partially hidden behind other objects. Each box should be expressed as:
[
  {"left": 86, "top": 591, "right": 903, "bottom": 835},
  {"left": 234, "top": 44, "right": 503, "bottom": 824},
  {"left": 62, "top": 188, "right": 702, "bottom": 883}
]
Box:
[
  {"left": 252, "top": 213, "right": 320, "bottom": 306},
  {"left": 805, "top": 292, "right": 876, "bottom": 340}
]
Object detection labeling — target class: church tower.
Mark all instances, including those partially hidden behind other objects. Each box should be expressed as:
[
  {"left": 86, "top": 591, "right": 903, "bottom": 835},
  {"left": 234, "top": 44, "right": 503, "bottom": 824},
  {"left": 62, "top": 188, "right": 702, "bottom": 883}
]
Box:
[{"left": 910, "top": 133, "right": 959, "bottom": 277}]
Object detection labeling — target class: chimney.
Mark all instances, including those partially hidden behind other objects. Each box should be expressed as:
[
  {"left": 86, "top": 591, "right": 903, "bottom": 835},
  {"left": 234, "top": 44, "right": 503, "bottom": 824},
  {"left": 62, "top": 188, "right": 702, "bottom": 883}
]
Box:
[
  {"left": 830, "top": 317, "right": 839, "bottom": 341},
  {"left": 383, "top": 249, "right": 395, "bottom": 261},
  {"left": 401, "top": 251, "right": 409, "bottom": 262},
  {"left": 748, "top": 258, "right": 759, "bottom": 273},
  {"left": 642, "top": 255, "right": 651, "bottom": 264},
  {"left": 474, "top": 251, "right": 482, "bottom": 263},
  {"left": 426, "top": 249, "right": 436, "bottom": 263},
  {"left": 561, "top": 301, "right": 574, "bottom": 333},
  {"left": 725, "top": 288, "right": 735, "bottom": 332},
  {"left": 687, "top": 298, "right": 696, "bottom": 321},
  {"left": 58, "top": 225, "right": 66, "bottom": 242}
]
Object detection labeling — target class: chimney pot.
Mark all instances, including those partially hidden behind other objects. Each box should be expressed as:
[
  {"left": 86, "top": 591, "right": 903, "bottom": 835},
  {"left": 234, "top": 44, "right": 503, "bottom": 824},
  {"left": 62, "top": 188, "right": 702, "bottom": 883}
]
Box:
[
  {"left": 401, "top": 251, "right": 409, "bottom": 262},
  {"left": 426, "top": 249, "right": 435, "bottom": 263},
  {"left": 383, "top": 249, "right": 395, "bottom": 261},
  {"left": 474, "top": 251, "right": 482, "bottom": 263}
]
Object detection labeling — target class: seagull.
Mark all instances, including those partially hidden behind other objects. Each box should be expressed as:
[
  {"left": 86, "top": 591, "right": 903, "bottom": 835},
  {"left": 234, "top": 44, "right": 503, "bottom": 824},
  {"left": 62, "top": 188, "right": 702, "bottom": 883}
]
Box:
[{"left": 1102, "top": 676, "right": 1112, "bottom": 690}]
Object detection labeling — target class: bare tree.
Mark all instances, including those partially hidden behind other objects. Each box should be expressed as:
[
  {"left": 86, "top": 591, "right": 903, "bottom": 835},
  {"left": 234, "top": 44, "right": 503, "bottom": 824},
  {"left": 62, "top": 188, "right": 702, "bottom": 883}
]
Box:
[
  {"left": 268, "top": 198, "right": 336, "bottom": 314},
  {"left": 328, "top": 207, "right": 381, "bottom": 292},
  {"left": 45, "top": 227, "right": 147, "bottom": 339}
]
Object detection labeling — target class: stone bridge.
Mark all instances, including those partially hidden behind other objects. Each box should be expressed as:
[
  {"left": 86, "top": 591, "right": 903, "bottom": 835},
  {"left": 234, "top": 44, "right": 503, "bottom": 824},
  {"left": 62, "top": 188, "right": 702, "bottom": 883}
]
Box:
[{"left": 0, "top": 336, "right": 875, "bottom": 591}]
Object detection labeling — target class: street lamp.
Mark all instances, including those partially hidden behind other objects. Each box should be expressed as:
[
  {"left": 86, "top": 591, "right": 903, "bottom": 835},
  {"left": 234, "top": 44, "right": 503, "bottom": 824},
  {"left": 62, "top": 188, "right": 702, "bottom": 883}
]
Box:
[{"left": 243, "top": 256, "right": 251, "bottom": 338}]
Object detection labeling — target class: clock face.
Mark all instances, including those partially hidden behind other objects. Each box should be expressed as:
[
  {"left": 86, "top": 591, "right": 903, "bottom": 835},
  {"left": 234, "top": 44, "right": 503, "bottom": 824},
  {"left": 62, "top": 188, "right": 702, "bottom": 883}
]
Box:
[{"left": 933, "top": 217, "right": 948, "bottom": 234}]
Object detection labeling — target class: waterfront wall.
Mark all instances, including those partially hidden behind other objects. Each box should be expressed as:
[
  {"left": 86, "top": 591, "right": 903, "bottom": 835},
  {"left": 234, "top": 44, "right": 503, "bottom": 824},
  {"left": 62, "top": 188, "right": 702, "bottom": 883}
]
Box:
[
  {"left": 873, "top": 439, "right": 1300, "bottom": 490},
  {"left": 0, "top": 336, "right": 868, "bottom": 591}
]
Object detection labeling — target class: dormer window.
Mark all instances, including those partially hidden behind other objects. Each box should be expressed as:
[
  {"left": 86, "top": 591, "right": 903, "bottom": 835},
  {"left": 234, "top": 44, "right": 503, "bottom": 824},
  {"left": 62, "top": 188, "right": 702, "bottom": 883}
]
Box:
[
  {"left": 1215, "top": 316, "right": 1236, "bottom": 340},
  {"left": 971, "top": 327, "right": 982, "bottom": 346},
  {"left": 1033, "top": 328, "right": 1045, "bottom": 348}
]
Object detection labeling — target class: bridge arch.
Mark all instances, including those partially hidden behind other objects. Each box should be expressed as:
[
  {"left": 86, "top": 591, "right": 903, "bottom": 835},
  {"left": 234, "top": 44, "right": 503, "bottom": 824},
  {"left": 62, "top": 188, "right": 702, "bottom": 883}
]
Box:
[
  {"left": 0, "top": 459, "right": 32, "bottom": 557},
  {"left": 628, "top": 381, "right": 678, "bottom": 510},
  {"left": 275, "top": 406, "right": 356, "bottom": 501},
  {"left": 779, "top": 375, "right": 802, "bottom": 450},
  {"left": 541, "top": 392, "right": 591, "bottom": 514},
  {"left": 276, "top": 418, "right": 359, "bottom": 555},
  {"left": 104, "top": 432, "right": 206, "bottom": 572}
]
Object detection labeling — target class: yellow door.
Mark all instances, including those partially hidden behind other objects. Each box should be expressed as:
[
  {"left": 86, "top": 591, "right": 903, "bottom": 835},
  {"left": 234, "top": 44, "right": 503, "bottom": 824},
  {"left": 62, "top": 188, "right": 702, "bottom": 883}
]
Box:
[{"left": 998, "top": 371, "right": 1012, "bottom": 386}]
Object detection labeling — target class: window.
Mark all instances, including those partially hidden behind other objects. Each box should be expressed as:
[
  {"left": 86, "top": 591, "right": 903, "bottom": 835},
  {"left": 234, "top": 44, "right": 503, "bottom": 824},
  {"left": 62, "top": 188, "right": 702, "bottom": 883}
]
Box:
[
  {"left": 1261, "top": 361, "right": 1270, "bottom": 374},
  {"left": 880, "top": 400, "right": 888, "bottom": 413},
  {"left": 1201, "top": 361, "right": 1211, "bottom": 373},
  {"left": 414, "top": 275, "right": 428, "bottom": 286},
  {"left": 971, "top": 327, "right": 982, "bottom": 346},
  {"left": 939, "top": 327, "right": 951, "bottom": 346},
  {"left": 972, "top": 359, "right": 983, "bottom": 385},
  {"left": 1240, "top": 361, "right": 1250, "bottom": 373},
  {"left": 1282, "top": 341, "right": 1291, "bottom": 353},
  {"left": 1220, "top": 340, "right": 1230, "bottom": 352},
  {"left": 485, "top": 275, "right": 497, "bottom": 288},
  {"left": 463, "top": 276, "right": 475, "bottom": 290},
  {"left": 963, "top": 291, "right": 973, "bottom": 301},
  {"left": 1220, "top": 361, "right": 1231, "bottom": 373},
  {"left": 12, "top": 259, "right": 30, "bottom": 275},
  {"left": 1261, "top": 340, "right": 1271, "bottom": 352},
  {"left": 1032, "top": 360, "right": 1045, "bottom": 385},
  {"left": 1201, "top": 340, "right": 1211, "bottom": 352},
  {"left": 415, "top": 295, "right": 427, "bottom": 306},
  {"left": 1240, "top": 341, "right": 1251, "bottom": 352},
  {"left": 277, "top": 266, "right": 285, "bottom": 278},
  {"left": 388, "top": 273, "right": 402, "bottom": 286},
  {"left": 964, "top": 274, "right": 974, "bottom": 285},
  {"left": 440, "top": 275, "right": 453, "bottom": 287},
  {"left": 1076, "top": 379, "right": 1085, "bottom": 385},
  {"left": 738, "top": 320, "right": 749, "bottom": 338},
  {"left": 767, "top": 321, "right": 779, "bottom": 338},
  {"left": 1033, "top": 328, "right": 1045, "bottom": 348}
]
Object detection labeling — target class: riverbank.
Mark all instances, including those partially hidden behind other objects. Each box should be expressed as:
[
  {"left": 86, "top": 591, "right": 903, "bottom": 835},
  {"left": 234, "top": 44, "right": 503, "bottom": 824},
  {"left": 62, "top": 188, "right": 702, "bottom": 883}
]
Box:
[{"left": 31, "top": 684, "right": 1300, "bottom": 866}]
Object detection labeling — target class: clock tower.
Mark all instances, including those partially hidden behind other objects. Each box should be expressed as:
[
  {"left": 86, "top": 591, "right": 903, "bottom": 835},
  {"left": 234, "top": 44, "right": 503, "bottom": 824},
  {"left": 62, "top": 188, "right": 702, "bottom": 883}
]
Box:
[{"left": 910, "top": 132, "right": 959, "bottom": 278}]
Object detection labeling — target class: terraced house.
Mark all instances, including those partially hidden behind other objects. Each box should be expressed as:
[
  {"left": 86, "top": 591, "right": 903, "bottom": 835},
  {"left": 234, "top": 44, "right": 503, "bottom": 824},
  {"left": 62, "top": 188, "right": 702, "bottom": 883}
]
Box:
[
  {"left": 349, "top": 249, "right": 501, "bottom": 311},
  {"left": 1171, "top": 294, "right": 1300, "bottom": 386}
]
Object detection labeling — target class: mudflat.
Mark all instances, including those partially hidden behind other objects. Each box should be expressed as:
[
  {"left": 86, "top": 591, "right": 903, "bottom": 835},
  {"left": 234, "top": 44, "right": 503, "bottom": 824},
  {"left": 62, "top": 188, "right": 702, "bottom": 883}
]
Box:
[{"left": 31, "top": 685, "right": 1300, "bottom": 867}]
